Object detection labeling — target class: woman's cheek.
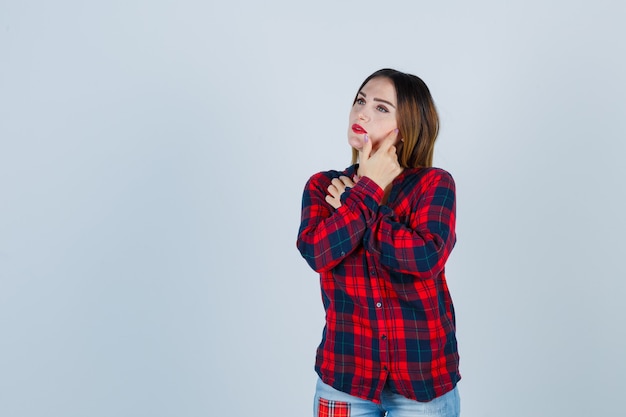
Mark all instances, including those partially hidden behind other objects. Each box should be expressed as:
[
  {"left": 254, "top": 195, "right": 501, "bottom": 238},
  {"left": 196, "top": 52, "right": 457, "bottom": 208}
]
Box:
[{"left": 369, "top": 134, "right": 385, "bottom": 148}]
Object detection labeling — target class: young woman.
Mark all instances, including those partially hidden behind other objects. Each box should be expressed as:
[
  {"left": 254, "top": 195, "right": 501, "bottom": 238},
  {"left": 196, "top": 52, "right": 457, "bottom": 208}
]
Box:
[{"left": 297, "top": 69, "right": 461, "bottom": 417}]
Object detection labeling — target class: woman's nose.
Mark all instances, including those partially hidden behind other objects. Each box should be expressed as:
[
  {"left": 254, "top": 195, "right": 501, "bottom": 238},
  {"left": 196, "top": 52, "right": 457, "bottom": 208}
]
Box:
[{"left": 358, "top": 111, "right": 369, "bottom": 121}]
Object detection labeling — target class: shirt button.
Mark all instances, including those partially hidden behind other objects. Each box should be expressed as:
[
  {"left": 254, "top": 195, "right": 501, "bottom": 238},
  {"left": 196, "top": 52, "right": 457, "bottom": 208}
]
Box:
[
  {"left": 376, "top": 302, "right": 382, "bottom": 308},
  {"left": 340, "top": 251, "right": 345, "bottom": 256},
  {"left": 370, "top": 269, "right": 376, "bottom": 275},
  {"left": 382, "top": 335, "right": 387, "bottom": 340}
]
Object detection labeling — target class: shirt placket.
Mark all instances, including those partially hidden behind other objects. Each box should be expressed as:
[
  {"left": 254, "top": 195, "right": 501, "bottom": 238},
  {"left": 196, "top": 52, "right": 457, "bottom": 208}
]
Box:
[{"left": 367, "top": 252, "right": 391, "bottom": 397}]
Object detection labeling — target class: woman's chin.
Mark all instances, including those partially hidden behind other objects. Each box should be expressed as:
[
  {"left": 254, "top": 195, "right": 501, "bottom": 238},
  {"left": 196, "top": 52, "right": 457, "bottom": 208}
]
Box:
[{"left": 348, "top": 136, "right": 363, "bottom": 150}]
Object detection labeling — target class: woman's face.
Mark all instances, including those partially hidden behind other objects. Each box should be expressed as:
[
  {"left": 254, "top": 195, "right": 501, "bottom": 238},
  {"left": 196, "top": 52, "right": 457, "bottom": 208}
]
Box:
[{"left": 347, "top": 76, "right": 399, "bottom": 152}]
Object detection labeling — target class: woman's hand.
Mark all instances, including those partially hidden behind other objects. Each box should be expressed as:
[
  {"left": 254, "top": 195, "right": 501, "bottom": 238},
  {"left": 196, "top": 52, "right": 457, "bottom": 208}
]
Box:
[
  {"left": 358, "top": 129, "right": 403, "bottom": 190},
  {"left": 325, "top": 175, "right": 358, "bottom": 209}
]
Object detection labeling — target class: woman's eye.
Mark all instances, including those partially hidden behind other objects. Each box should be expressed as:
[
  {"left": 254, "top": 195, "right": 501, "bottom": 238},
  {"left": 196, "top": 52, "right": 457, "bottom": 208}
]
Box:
[
  {"left": 356, "top": 98, "right": 365, "bottom": 105},
  {"left": 377, "top": 105, "right": 389, "bottom": 113}
]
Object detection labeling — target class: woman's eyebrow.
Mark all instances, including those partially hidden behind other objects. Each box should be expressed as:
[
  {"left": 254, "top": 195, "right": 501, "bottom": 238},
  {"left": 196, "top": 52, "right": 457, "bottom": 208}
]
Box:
[
  {"left": 374, "top": 98, "right": 396, "bottom": 108},
  {"left": 358, "top": 91, "right": 396, "bottom": 108}
]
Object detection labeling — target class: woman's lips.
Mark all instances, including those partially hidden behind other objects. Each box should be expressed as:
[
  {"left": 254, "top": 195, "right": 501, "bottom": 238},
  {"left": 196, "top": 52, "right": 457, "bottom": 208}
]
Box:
[{"left": 352, "top": 124, "right": 367, "bottom": 134}]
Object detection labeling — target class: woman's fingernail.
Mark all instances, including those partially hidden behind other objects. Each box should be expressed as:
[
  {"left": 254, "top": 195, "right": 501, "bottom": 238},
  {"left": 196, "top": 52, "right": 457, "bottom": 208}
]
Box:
[{"left": 364, "top": 134, "right": 369, "bottom": 143}]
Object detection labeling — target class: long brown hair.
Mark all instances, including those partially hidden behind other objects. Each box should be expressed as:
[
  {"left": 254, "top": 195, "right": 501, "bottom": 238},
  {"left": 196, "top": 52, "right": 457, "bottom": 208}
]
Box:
[{"left": 351, "top": 69, "right": 440, "bottom": 168}]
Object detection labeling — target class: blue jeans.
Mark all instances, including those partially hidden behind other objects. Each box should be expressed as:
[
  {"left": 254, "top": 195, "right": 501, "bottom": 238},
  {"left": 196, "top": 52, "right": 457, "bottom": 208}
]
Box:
[{"left": 313, "top": 378, "right": 460, "bottom": 417}]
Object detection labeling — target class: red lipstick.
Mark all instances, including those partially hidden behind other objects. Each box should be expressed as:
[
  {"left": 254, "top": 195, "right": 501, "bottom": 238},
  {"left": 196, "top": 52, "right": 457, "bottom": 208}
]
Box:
[{"left": 352, "top": 124, "right": 367, "bottom": 134}]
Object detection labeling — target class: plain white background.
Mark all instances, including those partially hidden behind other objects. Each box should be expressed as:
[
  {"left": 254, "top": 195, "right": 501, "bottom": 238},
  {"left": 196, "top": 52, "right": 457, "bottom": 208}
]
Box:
[{"left": 1, "top": 1, "right": 625, "bottom": 416}]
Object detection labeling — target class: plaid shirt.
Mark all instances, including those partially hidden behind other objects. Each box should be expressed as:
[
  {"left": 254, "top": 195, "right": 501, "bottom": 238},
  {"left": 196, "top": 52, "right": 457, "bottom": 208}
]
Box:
[{"left": 297, "top": 164, "right": 460, "bottom": 403}]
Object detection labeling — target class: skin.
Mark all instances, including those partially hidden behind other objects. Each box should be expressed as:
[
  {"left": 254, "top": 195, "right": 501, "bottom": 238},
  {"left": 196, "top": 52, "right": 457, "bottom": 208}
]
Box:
[{"left": 326, "top": 77, "right": 404, "bottom": 209}]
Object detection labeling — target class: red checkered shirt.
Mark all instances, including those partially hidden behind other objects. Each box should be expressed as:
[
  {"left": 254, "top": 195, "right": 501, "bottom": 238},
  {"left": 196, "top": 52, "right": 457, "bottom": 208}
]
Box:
[{"left": 297, "top": 164, "right": 460, "bottom": 403}]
